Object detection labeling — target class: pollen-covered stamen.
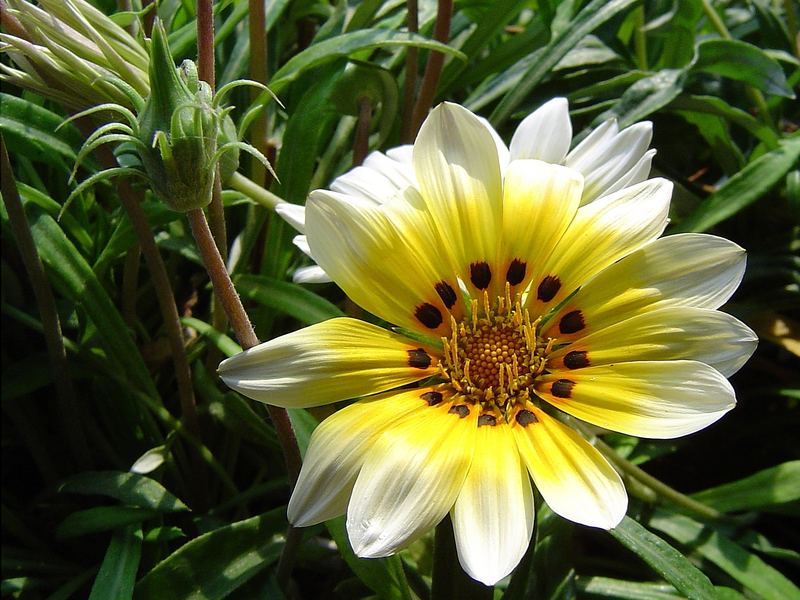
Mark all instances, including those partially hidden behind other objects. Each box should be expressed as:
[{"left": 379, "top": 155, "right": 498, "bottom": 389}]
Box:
[{"left": 440, "top": 286, "right": 553, "bottom": 414}]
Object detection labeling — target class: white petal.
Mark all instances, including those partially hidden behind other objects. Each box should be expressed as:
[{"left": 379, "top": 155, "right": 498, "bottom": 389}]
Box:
[
  {"left": 330, "top": 147, "right": 416, "bottom": 204},
  {"left": 218, "top": 318, "right": 439, "bottom": 408},
  {"left": 347, "top": 402, "right": 477, "bottom": 557},
  {"left": 509, "top": 97, "right": 572, "bottom": 164},
  {"left": 288, "top": 389, "right": 429, "bottom": 526},
  {"left": 536, "top": 361, "right": 737, "bottom": 439},
  {"left": 274, "top": 202, "right": 307, "bottom": 233},
  {"left": 452, "top": 422, "right": 534, "bottom": 585},
  {"left": 513, "top": 407, "right": 626, "bottom": 528},
  {"left": 291, "top": 234, "right": 312, "bottom": 256}
]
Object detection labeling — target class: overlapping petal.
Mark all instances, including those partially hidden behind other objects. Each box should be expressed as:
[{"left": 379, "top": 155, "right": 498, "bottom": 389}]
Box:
[
  {"left": 513, "top": 407, "right": 626, "bottom": 528},
  {"left": 509, "top": 97, "right": 572, "bottom": 163},
  {"left": 527, "top": 178, "right": 671, "bottom": 314},
  {"left": 288, "top": 389, "right": 431, "bottom": 526},
  {"left": 536, "top": 361, "right": 736, "bottom": 438},
  {"left": 501, "top": 160, "right": 583, "bottom": 294},
  {"left": 452, "top": 421, "right": 534, "bottom": 585},
  {"left": 544, "top": 233, "right": 747, "bottom": 340},
  {"left": 347, "top": 399, "right": 477, "bottom": 557},
  {"left": 218, "top": 317, "right": 438, "bottom": 408}
]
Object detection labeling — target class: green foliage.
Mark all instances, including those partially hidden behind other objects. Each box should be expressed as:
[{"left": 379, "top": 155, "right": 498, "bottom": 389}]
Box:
[{"left": 1, "top": 0, "right": 798, "bottom": 598}]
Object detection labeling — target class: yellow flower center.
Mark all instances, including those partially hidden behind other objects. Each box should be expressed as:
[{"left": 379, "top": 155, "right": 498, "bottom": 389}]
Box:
[{"left": 440, "top": 290, "right": 552, "bottom": 412}]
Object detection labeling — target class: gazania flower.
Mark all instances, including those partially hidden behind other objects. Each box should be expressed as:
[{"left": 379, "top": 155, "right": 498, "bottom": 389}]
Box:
[
  {"left": 220, "top": 102, "right": 757, "bottom": 585},
  {"left": 275, "top": 97, "right": 655, "bottom": 283}
]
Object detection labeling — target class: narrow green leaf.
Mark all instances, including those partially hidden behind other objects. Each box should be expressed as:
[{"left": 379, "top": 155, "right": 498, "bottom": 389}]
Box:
[
  {"left": 27, "top": 208, "right": 156, "bottom": 396},
  {"left": 576, "top": 576, "right": 682, "bottom": 599},
  {"left": 236, "top": 274, "right": 344, "bottom": 325},
  {"left": 133, "top": 509, "right": 285, "bottom": 600},
  {"left": 608, "top": 516, "right": 716, "bottom": 600},
  {"left": 490, "top": 0, "right": 640, "bottom": 126},
  {"left": 56, "top": 507, "right": 159, "bottom": 539},
  {"left": 269, "top": 29, "right": 465, "bottom": 96},
  {"left": 596, "top": 69, "right": 686, "bottom": 129},
  {"left": 59, "top": 471, "right": 189, "bottom": 513},
  {"left": 0, "top": 93, "right": 79, "bottom": 162},
  {"left": 690, "top": 461, "right": 800, "bottom": 512},
  {"left": 674, "top": 135, "right": 800, "bottom": 232},
  {"left": 181, "top": 317, "right": 241, "bottom": 357},
  {"left": 650, "top": 512, "right": 800, "bottom": 600},
  {"left": 693, "top": 39, "right": 795, "bottom": 98},
  {"left": 88, "top": 525, "right": 142, "bottom": 600}
]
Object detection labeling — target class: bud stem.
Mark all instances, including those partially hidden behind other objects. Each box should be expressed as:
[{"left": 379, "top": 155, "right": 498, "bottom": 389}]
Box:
[{"left": 410, "top": 0, "right": 453, "bottom": 137}]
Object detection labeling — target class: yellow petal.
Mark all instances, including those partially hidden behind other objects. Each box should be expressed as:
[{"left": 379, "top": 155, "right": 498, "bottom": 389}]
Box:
[
  {"left": 218, "top": 318, "right": 439, "bottom": 408},
  {"left": 548, "top": 306, "right": 757, "bottom": 376},
  {"left": 512, "top": 406, "right": 626, "bottom": 528},
  {"left": 536, "top": 361, "right": 736, "bottom": 439},
  {"left": 452, "top": 419, "right": 534, "bottom": 585},
  {"left": 288, "top": 388, "right": 432, "bottom": 526},
  {"left": 347, "top": 398, "right": 478, "bottom": 557},
  {"left": 501, "top": 160, "right": 583, "bottom": 295},
  {"left": 306, "top": 189, "right": 461, "bottom": 337},
  {"left": 413, "top": 102, "right": 504, "bottom": 297}
]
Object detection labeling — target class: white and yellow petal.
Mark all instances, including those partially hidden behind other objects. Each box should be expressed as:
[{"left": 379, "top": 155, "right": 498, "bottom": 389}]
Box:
[
  {"left": 548, "top": 306, "right": 757, "bottom": 377},
  {"left": 288, "top": 389, "right": 432, "bottom": 526},
  {"left": 305, "top": 189, "right": 461, "bottom": 336},
  {"left": 501, "top": 160, "right": 583, "bottom": 294},
  {"left": 347, "top": 398, "right": 477, "bottom": 557},
  {"left": 218, "top": 318, "right": 438, "bottom": 408},
  {"left": 512, "top": 406, "right": 626, "bottom": 528},
  {"left": 535, "top": 361, "right": 736, "bottom": 439},
  {"left": 413, "top": 102, "right": 504, "bottom": 296},
  {"left": 544, "top": 233, "right": 747, "bottom": 341},
  {"left": 526, "top": 177, "right": 672, "bottom": 314},
  {"left": 452, "top": 419, "right": 534, "bottom": 585},
  {"left": 509, "top": 97, "right": 572, "bottom": 164}
]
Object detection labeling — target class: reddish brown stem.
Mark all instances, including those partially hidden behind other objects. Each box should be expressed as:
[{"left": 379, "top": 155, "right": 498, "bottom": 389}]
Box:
[
  {"left": 402, "top": 0, "right": 419, "bottom": 143},
  {"left": 410, "top": 0, "right": 453, "bottom": 137},
  {"left": 353, "top": 96, "right": 373, "bottom": 167}
]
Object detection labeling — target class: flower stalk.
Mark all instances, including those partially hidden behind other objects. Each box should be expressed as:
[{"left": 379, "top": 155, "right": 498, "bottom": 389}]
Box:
[{"left": 410, "top": 0, "right": 453, "bottom": 137}]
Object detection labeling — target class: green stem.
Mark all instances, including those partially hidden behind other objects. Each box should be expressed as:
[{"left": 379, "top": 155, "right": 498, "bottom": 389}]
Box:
[
  {"left": 700, "top": 0, "right": 775, "bottom": 129},
  {"left": 410, "top": 0, "right": 453, "bottom": 137},
  {"left": 229, "top": 171, "right": 286, "bottom": 210},
  {"left": 401, "top": 0, "right": 419, "bottom": 143},
  {"left": 0, "top": 136, "right": 92, "bottom": 470}
]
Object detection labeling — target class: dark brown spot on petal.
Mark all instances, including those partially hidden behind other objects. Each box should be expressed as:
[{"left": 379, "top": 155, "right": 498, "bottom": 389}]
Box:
[
  {"left": 470, "top": 262, "right": 492, "bottom": 290},
  {"left": 435, "top": 281, "right": 457, "bottom": 309},
  {"left": 421, "top": 391, "right": 443, "bottom": 406},
  {"left": 407, "top": 348, "right": 432, "bottom": 369},
  {"left": 537, "top": 275, "right": 561, "bottom": 302},
  {"left": 551, "top": 379, "right": 575, "bottom": 398},
  {"left": 563, "top": 350, "right": 590, "bottom": 369},
  {"left": 559, "top": 310, "right": 585, "bottom": 334},
  {"left": 506, "top": 259, "right": 527, "bottom": 285},
  {"left": 449, "top": 404, "right": 470, "bottom": 418},
  {"left": 415, "top": 303, "right": 443, "bottom": 329},
  {"left": 477, "top": 414, "right": 497, "bottom": 427},
  {"left": 515, "top": 409, "right": 538, "bottom": 427}
]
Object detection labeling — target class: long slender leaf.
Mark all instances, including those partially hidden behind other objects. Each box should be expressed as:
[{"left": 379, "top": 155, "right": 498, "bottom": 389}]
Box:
[
  {"left": 650, "top": 512, "right": 800, "bottom": 600},
  {"left": 235, "top": 274, "right": 344, "bottom": 325},
  {"left": 88, "top": 525, "right": 142, "bottom": 600},
  {"left": 608, "top": 516, "right": 716, "bottom": 600},
  {"left": 59, "top": 471, "right": 189, "bottom": 513}
]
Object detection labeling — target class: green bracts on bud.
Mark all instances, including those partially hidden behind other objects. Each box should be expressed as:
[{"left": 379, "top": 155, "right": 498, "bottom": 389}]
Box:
[{"left": 137, "top": 21, "right": 224, "bottom": 212}]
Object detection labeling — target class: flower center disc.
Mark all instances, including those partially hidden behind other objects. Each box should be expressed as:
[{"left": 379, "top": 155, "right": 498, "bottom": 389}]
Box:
[{"left": 441, "top": 293, "right": 551, "bottom": 411}]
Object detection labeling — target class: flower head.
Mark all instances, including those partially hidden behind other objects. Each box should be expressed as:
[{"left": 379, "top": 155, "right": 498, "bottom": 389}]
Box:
[{"left": 220, "top": 101, "right": 757, "bottom": 585}]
